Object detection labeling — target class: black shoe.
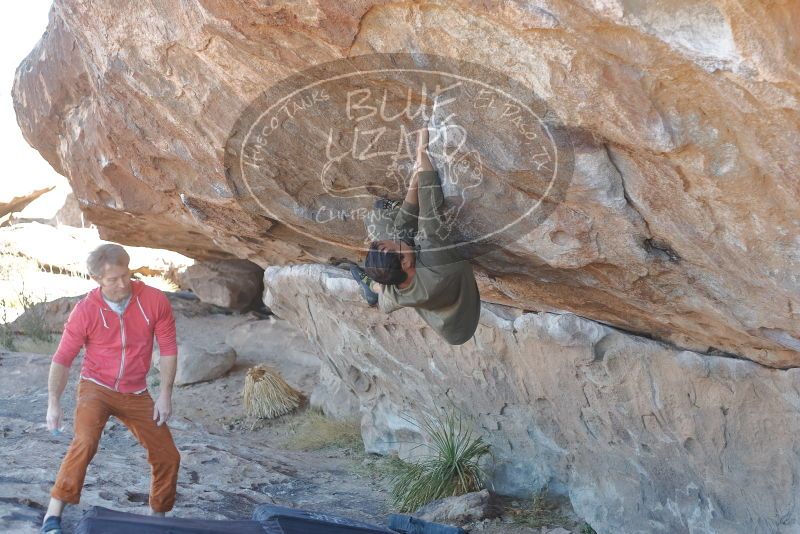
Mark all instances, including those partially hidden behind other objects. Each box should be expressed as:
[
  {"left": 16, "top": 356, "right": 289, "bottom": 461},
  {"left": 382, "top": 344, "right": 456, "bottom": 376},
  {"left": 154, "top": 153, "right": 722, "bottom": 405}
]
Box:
[
  {"left": 374, "top": 198, "right": 401, "bottom": 211},
  {"left": 41, "top": 516, "right": 62, "bottom": 534},
  {"left": 350, "top": 265, "right": 379, "bottom": 307}
]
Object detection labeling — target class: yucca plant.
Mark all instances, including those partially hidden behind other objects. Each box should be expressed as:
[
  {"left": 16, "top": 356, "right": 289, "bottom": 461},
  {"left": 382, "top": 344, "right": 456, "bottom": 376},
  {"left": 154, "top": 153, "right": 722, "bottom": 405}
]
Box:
[{"left": 390, "top": 407, "right": 491, "bottom": 512}]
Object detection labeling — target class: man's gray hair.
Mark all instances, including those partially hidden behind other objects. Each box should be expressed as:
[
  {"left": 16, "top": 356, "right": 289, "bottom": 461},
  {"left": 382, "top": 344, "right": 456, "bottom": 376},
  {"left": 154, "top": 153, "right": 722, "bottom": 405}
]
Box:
[{"left": 87, "top": 244, "right": 130, "bottom": 278}]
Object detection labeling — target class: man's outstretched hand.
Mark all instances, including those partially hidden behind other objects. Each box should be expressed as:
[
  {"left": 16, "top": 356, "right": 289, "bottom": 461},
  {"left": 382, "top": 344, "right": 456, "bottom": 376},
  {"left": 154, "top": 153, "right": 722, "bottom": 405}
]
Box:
[
  {"left": 413, "top": 125, "right": 434, "bottom": 175},
  {"left": 417, "top": 125, "right": 429, "bottom": 154},
  {"left": 153, "top": 393, "right": 172, "bottom": 426},
  {"left": 46, "top": 361, "right": 69, "bottom": 434},
  {"left": 46, "top": 402, "right": 63, "bottom": 433}
]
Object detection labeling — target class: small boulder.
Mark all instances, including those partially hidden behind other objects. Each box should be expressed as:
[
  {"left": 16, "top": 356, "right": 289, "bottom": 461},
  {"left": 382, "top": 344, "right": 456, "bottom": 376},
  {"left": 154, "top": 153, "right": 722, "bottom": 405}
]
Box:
[
  {"left": 415, "top": 489, "right": 499, "bottom": 525},
  {"left": 52, "top": 192, "right": 88, "bottom": 227},
  {"left": 178, "top": 259, "right": 264, "bottom": 311},
  {"left": 157, "top": 343, "right": 237, "bottom": 386}
]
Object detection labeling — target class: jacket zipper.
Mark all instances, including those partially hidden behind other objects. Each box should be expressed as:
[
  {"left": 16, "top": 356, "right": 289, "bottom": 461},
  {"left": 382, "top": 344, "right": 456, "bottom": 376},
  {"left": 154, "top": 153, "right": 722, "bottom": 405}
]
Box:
[{"left": 114, "top": 314, "right": 127, "bottom": 390}]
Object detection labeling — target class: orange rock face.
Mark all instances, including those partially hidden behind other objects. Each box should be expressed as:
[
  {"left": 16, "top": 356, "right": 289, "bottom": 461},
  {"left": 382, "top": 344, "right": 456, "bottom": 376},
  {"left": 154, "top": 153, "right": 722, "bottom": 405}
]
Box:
[{"left": 12, "top": 0, "right": 800, "bottom": 367}]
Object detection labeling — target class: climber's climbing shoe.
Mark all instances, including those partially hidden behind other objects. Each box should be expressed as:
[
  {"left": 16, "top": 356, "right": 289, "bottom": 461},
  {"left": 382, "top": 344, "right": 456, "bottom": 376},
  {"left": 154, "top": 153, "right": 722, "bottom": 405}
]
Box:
[
  {"left": 373, "top": 198, "right": 402, "bottom": 211},
  {"left": 350, "top": 265, "right": 379, "bottom": 307}
]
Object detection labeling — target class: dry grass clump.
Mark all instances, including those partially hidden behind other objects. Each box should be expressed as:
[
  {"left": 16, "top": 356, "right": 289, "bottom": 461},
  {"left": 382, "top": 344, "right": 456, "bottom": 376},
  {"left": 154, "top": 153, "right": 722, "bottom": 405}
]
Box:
[
  {"left": 509, "top": 490, "right": 572, "bottom": 529},
  {"left": 282, "top": 409, "right": 363, "bottom": 452},
  {"left": 243, "top": 365, "right": 303, "bottom": 419}
]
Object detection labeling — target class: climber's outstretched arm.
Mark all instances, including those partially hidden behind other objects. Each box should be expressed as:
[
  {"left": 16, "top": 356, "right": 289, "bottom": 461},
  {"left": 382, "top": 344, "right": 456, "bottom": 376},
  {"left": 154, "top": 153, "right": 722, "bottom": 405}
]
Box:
[
  {"left": 391, "top": 127, "right": 433, "bottom": 243},
  {"left": 414, "top": 127, "right": 434, "bottom": 174},
  {"left": 414, "top": 127, "right": 446, "bottom": 241},
  {"left": 401, "top": 128, "right": 429, "bottom": 209},
  {"left": 404, "top": 166, "right": 419, "bottom": 208},
  {"left": 402, "top": 127, "right": 436, "bottom": 207}
]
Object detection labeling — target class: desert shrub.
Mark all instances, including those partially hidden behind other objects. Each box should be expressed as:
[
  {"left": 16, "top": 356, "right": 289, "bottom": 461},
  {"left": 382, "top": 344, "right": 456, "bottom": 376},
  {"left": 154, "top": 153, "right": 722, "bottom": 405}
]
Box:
[
  {"left": 0, "top": 299, "right": 15, "bottom": 350},
  {"left": 13, "top": 287, "right": 52, "bottom": 343},
  {"left": 0, "top": 284, "right": 52, "bottom": 350},
  {"left": 390, "top": 407, "right": 491, "bottom": 512}
]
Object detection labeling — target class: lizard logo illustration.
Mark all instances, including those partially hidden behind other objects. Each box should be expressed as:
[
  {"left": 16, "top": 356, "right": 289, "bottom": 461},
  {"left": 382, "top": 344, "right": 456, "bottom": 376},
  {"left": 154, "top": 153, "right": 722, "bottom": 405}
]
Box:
[
  {"left": 319, "top": 125, "right": 416, "bottom": 200},
  {"left": 402, "top": 117, "right": 484, "bottom": 242},
  {"left": 224, "top": 53, "right": 574, "bottom": 262}
]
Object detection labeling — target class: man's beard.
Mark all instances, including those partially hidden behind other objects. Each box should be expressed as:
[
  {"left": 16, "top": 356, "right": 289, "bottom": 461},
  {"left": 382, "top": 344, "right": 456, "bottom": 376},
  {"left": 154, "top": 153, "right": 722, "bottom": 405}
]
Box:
[{"left": 105, "top": 290, "right": 131, "bottom": 303}]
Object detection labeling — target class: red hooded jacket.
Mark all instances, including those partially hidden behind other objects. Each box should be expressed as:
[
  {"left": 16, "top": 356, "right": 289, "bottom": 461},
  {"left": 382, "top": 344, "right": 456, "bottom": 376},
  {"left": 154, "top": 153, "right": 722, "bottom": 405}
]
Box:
[{"left": 52, "top": 281, "right": 177, "bottom": 393}]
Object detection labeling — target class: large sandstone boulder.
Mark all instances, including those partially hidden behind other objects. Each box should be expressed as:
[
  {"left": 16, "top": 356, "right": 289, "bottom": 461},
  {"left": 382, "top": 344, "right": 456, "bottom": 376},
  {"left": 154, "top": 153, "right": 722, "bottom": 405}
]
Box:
[
  {"left": 9, "top": 293, "right": 235, "bottom": 336},
  {"left": 264, "top": 264, "right": 800, "bottom": 534},
  {"left": 309, "top": 362, "right": 361, "bottom": 420},
  {"left": 11, "top": 1, "right": 800, "bottom": 367},
  {"left": 10, "top": 2, "right": 800, "bottom": 532}
]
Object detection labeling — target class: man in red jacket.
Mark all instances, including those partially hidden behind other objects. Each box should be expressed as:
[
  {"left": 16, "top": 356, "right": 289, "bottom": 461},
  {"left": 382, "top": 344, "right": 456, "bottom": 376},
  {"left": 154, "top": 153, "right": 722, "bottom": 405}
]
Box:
[{"left": 40, "top": 244, "right": 180, "bottom": 534}]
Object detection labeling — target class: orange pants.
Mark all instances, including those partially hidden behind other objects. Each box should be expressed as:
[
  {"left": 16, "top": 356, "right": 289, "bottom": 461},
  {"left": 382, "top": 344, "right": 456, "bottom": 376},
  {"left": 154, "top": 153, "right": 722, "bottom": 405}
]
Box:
[{"left": 51, "top": 379, "right": 180, "bottom": 512}]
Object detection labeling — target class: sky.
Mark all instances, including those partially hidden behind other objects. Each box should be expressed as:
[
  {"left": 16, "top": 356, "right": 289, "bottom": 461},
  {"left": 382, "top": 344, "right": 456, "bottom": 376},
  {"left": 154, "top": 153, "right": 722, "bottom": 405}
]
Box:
[{"left": 0, "top": 1, "right": 71, "bottom": 216}]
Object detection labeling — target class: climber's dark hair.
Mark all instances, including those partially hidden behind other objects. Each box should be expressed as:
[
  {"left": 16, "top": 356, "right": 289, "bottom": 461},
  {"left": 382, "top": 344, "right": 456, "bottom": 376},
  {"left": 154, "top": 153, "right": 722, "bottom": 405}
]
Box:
[{"left": 365, "top": 241, "right": 408, "bottom": 286}]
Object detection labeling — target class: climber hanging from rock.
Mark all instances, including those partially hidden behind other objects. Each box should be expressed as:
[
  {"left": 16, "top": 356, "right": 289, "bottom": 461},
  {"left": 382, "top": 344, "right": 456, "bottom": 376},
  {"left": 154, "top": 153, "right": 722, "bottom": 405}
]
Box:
[{"left": 350, "top": 122, "right": 481, "bottom": 345}]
